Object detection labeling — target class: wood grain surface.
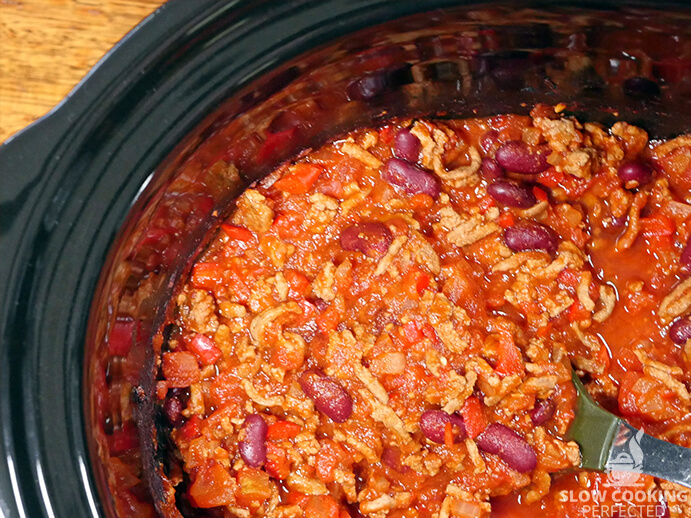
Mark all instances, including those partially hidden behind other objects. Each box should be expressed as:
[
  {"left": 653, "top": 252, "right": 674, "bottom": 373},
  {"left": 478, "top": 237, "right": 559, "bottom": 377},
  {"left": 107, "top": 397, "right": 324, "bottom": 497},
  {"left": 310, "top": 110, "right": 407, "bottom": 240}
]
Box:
[{"left": 0, "top": 0, "right": 166, "bottom": 142}]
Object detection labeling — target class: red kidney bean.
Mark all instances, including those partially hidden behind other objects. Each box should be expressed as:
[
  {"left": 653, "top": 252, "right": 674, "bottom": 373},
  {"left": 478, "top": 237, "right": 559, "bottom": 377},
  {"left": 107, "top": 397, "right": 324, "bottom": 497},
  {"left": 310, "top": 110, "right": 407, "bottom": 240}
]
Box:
[
  {"left": 480, "top": 158, "right": 505, "bottom": 181},
  {"left": 480, "top": 130, "right": 500, "bottom": 154},
  {"left": 669, "top": 316, "right": 691, "bottom": 344},
  {"left": 420, "top": 410, "right": 449, "bottom": 443},
  {"left": 530, "top": 399, "right": 556, "bottom": 425},
  {"left": 347, "top": 73, "right": 387, "bottom": 101},
  {"left": 299, "top": 370, "right": 353, "bottom": 423},
  {"left": 681, "top": 237, "right": 691, "bottom": 272},
  {"left": 476, "top": 423, "right": 537, "bottom": 473},
  {"left": 383, "top": 158, "right": 441, "bottom": 199},
  {"left": 238, "top": 414, "right": 268, "bottom": 468},
  {"left": 623, "top": 77, "right": 661, "bottom": 100},
  {"left": 169, "top": 387, "right": 190, "bottom": 406},
  {"left": 618, "top": 161, "right": 653, "bottom": 187},
  {"left": 420, "top": 410, "right": 466, "bottom": 444},
  {"left": 163, "top": 396, "right": 184, "bottom": 426},
  {"left": 450, "top": 413, "right": 466, "bottom": 440},
  {"left": 394, "top": 129, "right": 421, "bottom": 163},
  {"left": 504, "top": 222, "right": 558, "bottom": 254},
  {"left": 381, "top": 446, "right": 404, "bottom": 472},
  {"left": 487, "top": 180, "right": 537, "bottom": 208},
  {"left": 340, "top": 222, "right": 393, "bottom": 258},
  {"left": 495, "top": 141, "right": 551, "bottom": 174}
]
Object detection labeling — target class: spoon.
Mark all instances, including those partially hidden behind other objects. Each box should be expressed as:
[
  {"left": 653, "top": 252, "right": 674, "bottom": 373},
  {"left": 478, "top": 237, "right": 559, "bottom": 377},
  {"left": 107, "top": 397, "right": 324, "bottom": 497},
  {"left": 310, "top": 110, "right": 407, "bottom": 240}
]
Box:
[{"left": 567, "top": 372, "right": 691, "bottom": 489}]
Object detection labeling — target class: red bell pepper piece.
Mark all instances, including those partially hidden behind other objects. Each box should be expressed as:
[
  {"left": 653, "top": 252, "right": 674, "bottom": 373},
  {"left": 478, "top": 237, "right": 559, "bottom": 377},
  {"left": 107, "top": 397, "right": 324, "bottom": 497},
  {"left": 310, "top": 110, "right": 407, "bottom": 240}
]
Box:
[{"left": 187, "top": 333, "right": 222, "bottom": 366}]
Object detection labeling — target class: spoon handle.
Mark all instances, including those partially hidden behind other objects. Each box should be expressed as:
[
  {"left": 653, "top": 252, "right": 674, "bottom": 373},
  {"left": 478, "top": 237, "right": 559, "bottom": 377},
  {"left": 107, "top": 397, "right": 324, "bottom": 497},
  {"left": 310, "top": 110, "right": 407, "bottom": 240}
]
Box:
[
  {"left": 607, "top": 421, "right": 691, "bottom": 490},
  {"left": 569, "top": 372, "right": 691, "bottom": 489}
]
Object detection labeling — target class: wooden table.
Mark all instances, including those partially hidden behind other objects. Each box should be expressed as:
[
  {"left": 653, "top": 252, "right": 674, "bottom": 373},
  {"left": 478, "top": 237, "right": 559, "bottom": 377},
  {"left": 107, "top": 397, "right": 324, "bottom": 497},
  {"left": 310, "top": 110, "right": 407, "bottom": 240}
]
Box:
[{"left": 0, "top": 0, "right": 166, "bottom": 142}]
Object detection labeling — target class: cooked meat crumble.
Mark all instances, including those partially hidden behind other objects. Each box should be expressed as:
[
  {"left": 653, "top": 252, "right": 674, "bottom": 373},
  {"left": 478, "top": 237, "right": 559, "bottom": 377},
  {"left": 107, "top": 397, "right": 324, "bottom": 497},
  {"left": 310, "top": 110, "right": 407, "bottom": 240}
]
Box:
[{"left": 155, "top": 106, "right": 691, "bottom": 518}]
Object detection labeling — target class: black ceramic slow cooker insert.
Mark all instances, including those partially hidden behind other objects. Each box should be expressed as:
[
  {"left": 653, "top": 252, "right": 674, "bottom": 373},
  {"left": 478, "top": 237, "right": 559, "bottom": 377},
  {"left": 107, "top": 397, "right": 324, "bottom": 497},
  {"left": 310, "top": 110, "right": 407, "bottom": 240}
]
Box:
[{"left": 2, "top": 1, "right": 691, "bottom": 517}]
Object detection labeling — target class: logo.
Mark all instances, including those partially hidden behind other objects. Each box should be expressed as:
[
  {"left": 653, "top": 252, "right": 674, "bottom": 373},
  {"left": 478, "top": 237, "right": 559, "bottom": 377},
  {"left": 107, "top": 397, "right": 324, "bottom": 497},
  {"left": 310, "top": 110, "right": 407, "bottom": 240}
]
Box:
[
  {"left": 604, "top": 428, "right": 645, "bottom": 487},
  {"left": 558, "top": 425, "right": 686, "bottom": 515}
]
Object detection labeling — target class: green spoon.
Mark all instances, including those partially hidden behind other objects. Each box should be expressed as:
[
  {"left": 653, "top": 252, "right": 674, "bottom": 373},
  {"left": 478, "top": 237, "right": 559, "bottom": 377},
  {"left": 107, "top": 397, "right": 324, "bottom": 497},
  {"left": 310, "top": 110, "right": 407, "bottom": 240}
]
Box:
[{"left": 567, "top": 372, "right": 691, "bottom": 489}]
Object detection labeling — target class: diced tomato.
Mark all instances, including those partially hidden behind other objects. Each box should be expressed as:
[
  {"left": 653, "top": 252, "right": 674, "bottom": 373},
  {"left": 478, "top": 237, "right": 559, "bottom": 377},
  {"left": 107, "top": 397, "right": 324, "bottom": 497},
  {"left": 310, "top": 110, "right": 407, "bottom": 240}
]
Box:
[
  {"left": 108, "top": 457, "right": 140, "bottom": 489},
  {"left": 402, "top": 268, "right": 430, "bottom": 298},
  {"left": 461, "top": 396, "right": 487, "bottom": 439},
  {"left": 273, "top": 163, "right": 324, "bottom": 194},
  {"left": 412, "top": 193, "right": 435, "bottom": 211},
  {"left": 613, "top": 347, "right": 643, "bottom": 375},
  {"left": 315, "top": 440, "right": 346, "bottom": 483},
  {"left": 498, "top": 126, "right": 523, "bottom": 142},
  {"left": 421, "top": 323, "right": 437, "bottom": 342},
  {"left": 596, "top": 344, "right": 611, "bottom": 374},
  {"left": 624, "top": 288, "right": 657, "bottom": 314},
  {"left": 494, "top": 330, "right": 524, "bottom": 377},
  {"left": 497, "top": 211, "right": 516, "bottom": 229},
  {"left": 568, "top": 301, "right": 590, "bottom": 323},
  {"left": 655, "top": 144, "right": 691, "bottom": 195},
  {"left": 641, "top": 213, "right": 676, "bottom": 247},
  {"left": 416, "top": 273, "right": 431, "bottom": 294},
  {"left": 225, "top": 263, "right": 251, "bottom": 302},
  {"left": 267, "top": 421, "right": 301, "bottom": 441},
  {"left": 536, "top": 323, "right": 552, "bottom": 339},
  {"left": 257, "top": 127, "right": 298, "bottom": 164},
  {"left": 318, "top": 179, "right": 344, "bottom": 199},
  {"left": 108, "top": 316, "right": 135, "bottom": 356},
  {"left": 155, "top": 381, "right": 168, "bottom": 400},
  {"left": 532, "top": 186, "right": 548, "bottom": 202},
  {"left": 265, "top": 443, "right": 290, "bottom": 480},
  {"left": 162, "top": 351, "right": 200, "bottom": 387},
  {"left": 189, "top": 461, "right": 236, "bottom": 508},
  {"left": 187, "top": 333, "right": 222, "bottom": 366},
  {"left": 180, "top": 415, "right": 202, "bottom": 440},
  {"left": 618, "top": 372, "right": 678, "bottom": 421},
  {"left": 109, "top": 421, "right": 139, "bottom": 454},
  {"left": 557, "top": 268, "right": 580, "bottom": 288},
  {"left": 287, "top": 492, "right": 311, "bottom": 508},
  {"left": 295, "top": 299, "right": 317, "bottom": 326},
  {"left": 378, "top": 125, "right": 395, "bottom": 144},
  {"left": 272, "top": 333, "right": 306, "bottom": 371},
  {"left": 538, "top": 168, "right": 593, "bottom": 198},
  {"left": 316, "top": 302, "right": 342, "bottom": 334},
  {"left": 191, "top": 262, "right": 225, "bottom": 292},
  {"left": 284, "top": 269, "right": 311, "bottom": 298},
  {"left": 478, "top": 195, "right": 496, "bottom": 213},
  {"left": 400, "top": 320, "right": 424, "bottom": 345},
  {"left": 272, "top": 212, "right": 303, "bottom": 239},
  {"left": 642, "top": 213, "right": 676, "bottom": 235},
  {"left": 209, "top": 372, "right": 246, "bottom": 410},
  {"left": 304, "top": 495, "right": 340, "bottom": 518},
  {"left": 221, "top": 224, "right": 254, "bottom": 242},
  {"left": 191, "top": 194, "right": 215, "bottom": 218},
  {"left": 236, "top": 468, "right": 273, "bottom": 506},
  {"left": 537, "top": 169, "right": 565, "bottom": 189}
]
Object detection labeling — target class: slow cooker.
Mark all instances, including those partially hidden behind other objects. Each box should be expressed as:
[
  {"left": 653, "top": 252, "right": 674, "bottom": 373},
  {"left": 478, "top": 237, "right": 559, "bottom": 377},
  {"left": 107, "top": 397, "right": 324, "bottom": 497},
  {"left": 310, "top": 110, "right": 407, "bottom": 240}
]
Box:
[{"left": 2, "top": 1, "right": 691, "bottom": 516}]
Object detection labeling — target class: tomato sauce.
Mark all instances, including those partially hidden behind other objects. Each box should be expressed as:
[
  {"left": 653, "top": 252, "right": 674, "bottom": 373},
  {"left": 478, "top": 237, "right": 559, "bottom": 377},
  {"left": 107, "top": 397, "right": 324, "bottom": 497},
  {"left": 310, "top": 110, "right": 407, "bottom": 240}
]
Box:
[{"left": 154, "top": 104, "right": 691, "bottom": 517}]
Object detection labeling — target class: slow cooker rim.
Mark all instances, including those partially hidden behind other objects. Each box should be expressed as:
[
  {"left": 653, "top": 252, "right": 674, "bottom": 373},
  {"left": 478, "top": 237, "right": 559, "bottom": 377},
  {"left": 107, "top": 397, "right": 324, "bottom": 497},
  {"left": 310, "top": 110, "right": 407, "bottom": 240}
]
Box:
[
  {"left": 0, "top": 2, "right": 251, "bottom": 516},
  {"left": 3, "top": 1, "right": 691, "bottom": 517}
]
